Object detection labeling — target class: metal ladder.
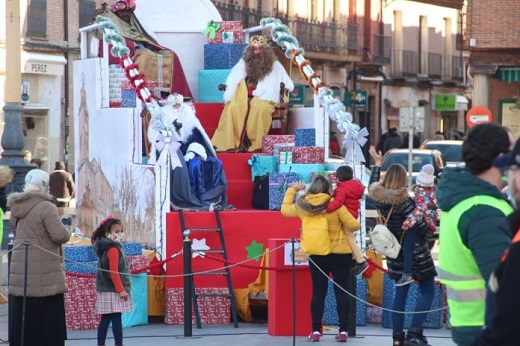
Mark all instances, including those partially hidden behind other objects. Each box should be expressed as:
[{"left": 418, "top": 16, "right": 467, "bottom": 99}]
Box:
[{"left": 179, "top": 209, "right": 239, "bottom": 328}]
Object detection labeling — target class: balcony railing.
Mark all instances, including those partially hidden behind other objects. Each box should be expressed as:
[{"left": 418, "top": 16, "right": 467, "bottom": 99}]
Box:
[
  {"left": 372, "top": 34, "right": 391, "bottom": 64},
  {"left": 392, "top": 50, "right": 419, "bottom": 77},
  {"left": 291, "top": 17, "right": 339, "bottom": 53},
  {"left": 428, "top": 53, "right": 442, "bottom": 78},
  {"left": 212, "top": 1, "right": 270, "bottom": 28},
  {"left": 452, "top": 55, "right": 463, "bottom": 81},
  {"left": 27, "top": 0, "right": 47, "bottom": 38}
]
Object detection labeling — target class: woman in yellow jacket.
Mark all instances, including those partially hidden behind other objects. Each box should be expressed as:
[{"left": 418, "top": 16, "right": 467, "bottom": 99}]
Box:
[{"left": 281, "top": 175, "right": 360, "bottom": 342}]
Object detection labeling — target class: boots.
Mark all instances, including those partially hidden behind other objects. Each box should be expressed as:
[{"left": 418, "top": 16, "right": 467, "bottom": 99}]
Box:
[
  {"left": 404, "top": 327, "right": 431, "bottom": 346},
  {"left": 392, "top": 331, "right": 405, "bottom": 345}
]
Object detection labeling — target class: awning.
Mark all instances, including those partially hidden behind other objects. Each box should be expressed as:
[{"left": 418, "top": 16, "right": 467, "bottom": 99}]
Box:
[
  {"left": 456, "top": 95, "right": 468, "bottom": 111},
  {"left": 21, "top": 52, "right": 67, "bottom": 76},
  {"left": 497, "top": 68, "right": 520, "bottom": 83}
]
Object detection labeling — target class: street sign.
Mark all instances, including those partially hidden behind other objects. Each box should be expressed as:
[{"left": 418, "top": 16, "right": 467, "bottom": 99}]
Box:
[
  {"left": 399, "top": 107, "right": 425, "bottom": 132},
  {"left": 466, "top": 105, "right": 493, "bottom": 128}
]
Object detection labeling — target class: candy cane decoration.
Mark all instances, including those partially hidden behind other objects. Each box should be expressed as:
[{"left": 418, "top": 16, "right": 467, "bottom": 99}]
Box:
[{"left": 260, "top": 17, "right": 369, "bottom": 164}]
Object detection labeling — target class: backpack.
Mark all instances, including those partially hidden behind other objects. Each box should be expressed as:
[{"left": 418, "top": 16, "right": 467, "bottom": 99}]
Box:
[
  {"left": 252, "top": 174, "right": 269, "bottom": 210},
  {"left": 300, "top": 215, "right": 331, "bottom": 256},
  {"left": 371, "top": 206, "right": 401, "bottom": 259}
]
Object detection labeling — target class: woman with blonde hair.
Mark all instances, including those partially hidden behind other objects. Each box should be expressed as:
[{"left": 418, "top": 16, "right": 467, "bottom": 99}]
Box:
[
  {"left": 281, "top": 175, "right": 360, "bottom": 342},
  {"left": 368, "top": 146, "right": 437, "bottom": 346}
]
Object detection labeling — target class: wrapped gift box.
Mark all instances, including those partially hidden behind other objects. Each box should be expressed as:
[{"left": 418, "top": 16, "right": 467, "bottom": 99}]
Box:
[
  {"left": 382, "top": 274, "right": 444, "bottom": 329},
  {"left": 65, "top": 260, "right": 98, "bottom": 275},
  {"left": 123, "top": 242, "right": 143, "bottom": 256},
  {"left": 64, "top": 245, "right": 96, "bottom": 262},
  {"left": 268, "top": 172, "right": 299, "bottom": 210},
  {"left": 164, "top": 287, "right": 231, "bottom": 324},
  {"left": 248, "top": 154, "right": 278, "bottom": 180},
  {"left": 279, "top": 150, "right": 293, "bottom": 164},
  {"left": 65, "top": 274, "right": 99, "bottom": 330},
  {"left": 262, "top": 135, "right": 295, "bottom": 155},
  {"left": 127, "top": 254, "right": 150, "bottom": 273},
  {"left": 204, "top": 43, "right": 247, "bottom": 70},
  {"left": 273, "top": 142, "right": 294, "bottom": 157},
  {"left": 295, "top": 128, "right": 316, "bottom": 146},
  {"left": 121, "top": 80, "right": 136, "bottom": 108},
  {"left": 367, "top": 306, "right": 382, "bottom": 324},
  {"left": 324, "top": 278, "right": 367, "bottom": 326},
  {"left": 280, "top": 146, "right": 325, "bottom": 164},
  {"left": 198, "top": 69, "right": 231, "bottom": 103},
  {"left": 310, "top": 171, "right": 338, "bottom": 185},
  {"left": 279, "top": 163, "right": 327, "bottom": 183},
  {"left": 207, "top": 21, "right": 243, "bottom": 44},
  {"left": 122, "top": 273, "right": 148, "bottom": 328}
]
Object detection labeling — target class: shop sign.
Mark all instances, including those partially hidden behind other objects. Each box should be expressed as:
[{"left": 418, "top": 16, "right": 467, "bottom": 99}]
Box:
[
  {"left": 345, "top": 90, "right": 368, "bottom": 109},
  {"left": 289, "top": 85, "right": 305, "bottom": 106},
  {"left": 433, "top": 94, "right": 457, "bottom": 111}
]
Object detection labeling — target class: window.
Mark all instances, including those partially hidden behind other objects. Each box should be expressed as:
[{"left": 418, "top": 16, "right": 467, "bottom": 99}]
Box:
[
  {"left": 27, "top": 0, "right": 47, "bottom": 38},
  {"left": 79, "top": 0, "right": 97, "bottom": 29}
]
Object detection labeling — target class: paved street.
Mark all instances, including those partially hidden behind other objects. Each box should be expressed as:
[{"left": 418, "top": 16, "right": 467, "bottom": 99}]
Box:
[{"left": 0, "top": 302, "right": 456, "bottom": 346}]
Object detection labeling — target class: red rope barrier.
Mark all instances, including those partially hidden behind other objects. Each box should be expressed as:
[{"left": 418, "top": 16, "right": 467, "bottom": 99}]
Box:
[{"left": 202, "top": 253, "right": 308, "bottom": 271}]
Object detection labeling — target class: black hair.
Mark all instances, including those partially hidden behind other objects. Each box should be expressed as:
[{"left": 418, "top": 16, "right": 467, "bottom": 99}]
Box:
[
  {"left": 91, "top": 217, "right": 122, "bottom": 244},
  {"left": 336, "top": 165, "right": 353, "bottom": 182},
  {"left": 462, "top": 123, "right": 510, "bottom": 175}
]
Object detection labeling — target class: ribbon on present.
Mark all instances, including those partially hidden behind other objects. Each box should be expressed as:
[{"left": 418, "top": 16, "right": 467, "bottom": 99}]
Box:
[
  {"left": 343, "top": 126, "right": 369, "bottom": 164},
  {"left": 202, "top": 20, "right": 221, "bottom": 40},
  {"left": 151, "top": 129, "right": 183, "bottom": 169}
]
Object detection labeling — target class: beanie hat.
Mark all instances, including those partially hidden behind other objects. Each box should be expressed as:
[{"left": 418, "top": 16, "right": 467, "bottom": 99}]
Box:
[
  {"left": 416, "top": 164, "right": 435, "bottom": 187},
  {"left": 24, "top": 169, "right": 49, "bottom": 192}
]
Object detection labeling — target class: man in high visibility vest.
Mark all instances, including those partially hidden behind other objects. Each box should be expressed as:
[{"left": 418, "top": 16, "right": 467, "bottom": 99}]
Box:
[
  {"left": 476, "top": 138, "right": 520, "bottom": 345},
  {"left": 437, "top": 123, "right": 513, "bottom": 346}
]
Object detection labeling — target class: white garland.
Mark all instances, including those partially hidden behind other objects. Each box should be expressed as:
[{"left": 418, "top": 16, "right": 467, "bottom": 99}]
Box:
[{"left": 260, "top": 17, "right": 369, "bottom": 164}]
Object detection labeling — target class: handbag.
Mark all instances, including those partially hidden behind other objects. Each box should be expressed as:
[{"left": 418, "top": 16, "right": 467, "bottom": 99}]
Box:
[{"left": 371, "top": 206, "right": 402, "bottom": 259}]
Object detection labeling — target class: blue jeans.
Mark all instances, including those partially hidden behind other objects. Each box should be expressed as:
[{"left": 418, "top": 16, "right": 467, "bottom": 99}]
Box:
[
  {"left": 308, "top": 253, "right": 353, "bottom": 332},
  {"left": 402, "top": 229, "right": 419, "bottom": 274},
  {"left": 392, "top": 277, "right": 435, "bottom": 333}
]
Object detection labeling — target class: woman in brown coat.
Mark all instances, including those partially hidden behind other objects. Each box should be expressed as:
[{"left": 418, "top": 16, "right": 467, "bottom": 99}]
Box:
[{"left": 8, "top": 169, "right": 72, "bottom": 346}]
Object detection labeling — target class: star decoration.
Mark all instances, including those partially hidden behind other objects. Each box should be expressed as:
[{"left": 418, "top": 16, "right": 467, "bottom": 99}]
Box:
[
  {"left": 191, "top": 238, "right": 210, "bottom": 258},
  {"left": 246, "top": 240, "right": 264, "bottom": 262}
]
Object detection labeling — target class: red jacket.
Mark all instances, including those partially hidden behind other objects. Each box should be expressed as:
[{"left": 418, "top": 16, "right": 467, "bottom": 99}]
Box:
[{"left": 326, "top": 179, "right": 365, "bottom": 219}]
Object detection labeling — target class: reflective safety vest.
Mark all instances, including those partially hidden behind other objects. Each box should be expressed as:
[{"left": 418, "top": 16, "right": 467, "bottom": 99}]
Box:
[{"left": 438, "top": 195, "right": 512, "bottom": 327}]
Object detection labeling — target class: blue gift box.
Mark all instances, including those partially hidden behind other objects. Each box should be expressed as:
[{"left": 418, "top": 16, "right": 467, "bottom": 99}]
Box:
[
  {"left": 295, "top": 128, "right": 316, "bottom": 147},
  {"left": 203, "top": 43, "right": 247, "bottom": 70},
  {"left": 63, "top": 245, "right": 96, "bottom": 262},
  {"left": 248, "top": 154, "right": 278, "bottom": 180},
  {"left": 121, "top": 89, "right": 136, "bottom": 108},
  {"left": 198, "top": 69, "right": 231, "bottom": 102},
  {"left": 123, "top": 242, "right": 143, "bottom": 256},
  {"left": 65, "top": 260, "right": 98, "bottom": 275},
  {"left": 324, "top": 278, "right": 367, "bottom": 326},
  {"left": 122, "top": 273, "right": 148, "bottom": 327},
  {"left": 268, "top": 172, "right": 299, "bottom": 210},
  {"left": 382, "top": 273, "right": 444, "bottom": 329},
  {"left": 279, "top": 163, "right": 326, "bottom": 183}
]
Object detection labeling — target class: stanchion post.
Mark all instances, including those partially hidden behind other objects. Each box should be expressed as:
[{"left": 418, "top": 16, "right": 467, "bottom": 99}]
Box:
[
  {"left": 347, "top": 272, "right": 357, "bottom": 337},
  {"left": 21, "top": 240, "right": 30, "bottom": 346},
  {"left": 291, "top": 238, "right": 296, "bottom": 346},
  {"left": 7, "top": 231, "right": 14, "bottom": 344},
  {"left": 183, "top": 230, "right": 192, "bottom": 337}
]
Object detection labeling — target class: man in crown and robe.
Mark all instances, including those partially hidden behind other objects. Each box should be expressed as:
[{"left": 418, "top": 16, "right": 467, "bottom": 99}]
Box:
[
  {"left": 94, "top": 0, "right": 192, "bottom": 98},
  {"left": 211, "top": 35, "right": 294, "bottom": 152}
]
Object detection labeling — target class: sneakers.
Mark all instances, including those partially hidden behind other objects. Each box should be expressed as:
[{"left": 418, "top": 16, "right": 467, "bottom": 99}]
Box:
[
  {"left": 308, "top": 331, "right": 321, "bottom": 342},
  {"left": 351, "top": 261, "right": 369, "bottom": 277},
  {"left": 335, "top": 331, "right": 348, "bottom": 342},
  {"left": 395, "top": 273, "right": 414, "bottom": 287}
]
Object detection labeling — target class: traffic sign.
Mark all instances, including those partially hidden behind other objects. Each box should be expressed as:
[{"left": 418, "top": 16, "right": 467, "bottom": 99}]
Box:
[
  {"left": 466, "top": 106, "right": 493, "bottom": 128},
  {"left": 399, "top": 107, "right": 425, "bottom": 132}
]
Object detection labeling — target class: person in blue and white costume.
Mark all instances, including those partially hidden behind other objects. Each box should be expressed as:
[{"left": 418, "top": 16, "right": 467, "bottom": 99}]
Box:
[{"left": 148, "top": 94, "right": 232, "bottom": 210}]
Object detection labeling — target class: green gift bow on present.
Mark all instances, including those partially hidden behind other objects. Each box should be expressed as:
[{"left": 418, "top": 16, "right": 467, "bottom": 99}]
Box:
[{"left": 202, "top": 20, "right": 221, "bottom": 40}]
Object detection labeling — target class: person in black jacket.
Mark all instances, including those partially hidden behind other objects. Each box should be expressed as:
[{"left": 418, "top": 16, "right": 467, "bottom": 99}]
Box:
[{"left": 368, "top": 146, "right": 437, "bottom": 346}]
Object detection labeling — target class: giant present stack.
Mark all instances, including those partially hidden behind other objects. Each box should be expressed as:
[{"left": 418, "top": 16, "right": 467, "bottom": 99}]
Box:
[
  {"left": 323, "top": 278, "right": 367, "bottom": 326},
  {"left": 381, "top": 273, "right": 445, "bottom": 329},
  {"left": 164, "top": 287, "right": 231, "bottom": 324},
  {"left": 199, "top": 20, "right": 245, "bottom": 103}
]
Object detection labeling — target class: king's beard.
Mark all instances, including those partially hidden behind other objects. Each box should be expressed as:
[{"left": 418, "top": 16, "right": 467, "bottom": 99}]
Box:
[{"left": 244, "top": 48, "right": 275, "bottom": 85}]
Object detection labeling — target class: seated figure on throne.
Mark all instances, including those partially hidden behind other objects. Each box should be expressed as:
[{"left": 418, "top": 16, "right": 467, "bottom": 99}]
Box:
[
  {"left": 95, "top": 0, "right": 192, "bottom": 97},
  {"left": 147, "top": 94, "right": 233, "bottom": 211},
  {"left": 211, "top": 35, "right": 294, "bottom": 152}
]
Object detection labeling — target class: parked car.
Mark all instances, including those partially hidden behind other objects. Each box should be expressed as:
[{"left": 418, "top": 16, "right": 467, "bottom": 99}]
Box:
[
  {"left": 380, "top": 148, "right": 444, "bottom": 183},
  {"left": 420, "top": 140, "right": 463, "bottom": 167}
]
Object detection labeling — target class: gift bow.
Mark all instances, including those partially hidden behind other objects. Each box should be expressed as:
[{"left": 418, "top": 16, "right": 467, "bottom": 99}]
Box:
[
  {"left": 152, "top": 130, "right": 183, "bottom": 170},
  {"left": 344, "top": 127, "right": 369, "bottom": 164},
  {"left": 202, "top": 20, "right": 221, "bottom": 40}
]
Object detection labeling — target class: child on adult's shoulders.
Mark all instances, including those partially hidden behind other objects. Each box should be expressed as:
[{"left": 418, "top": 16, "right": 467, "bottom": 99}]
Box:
[{"left": 325, "top": 165, "right": 368, "bottom": 276}]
